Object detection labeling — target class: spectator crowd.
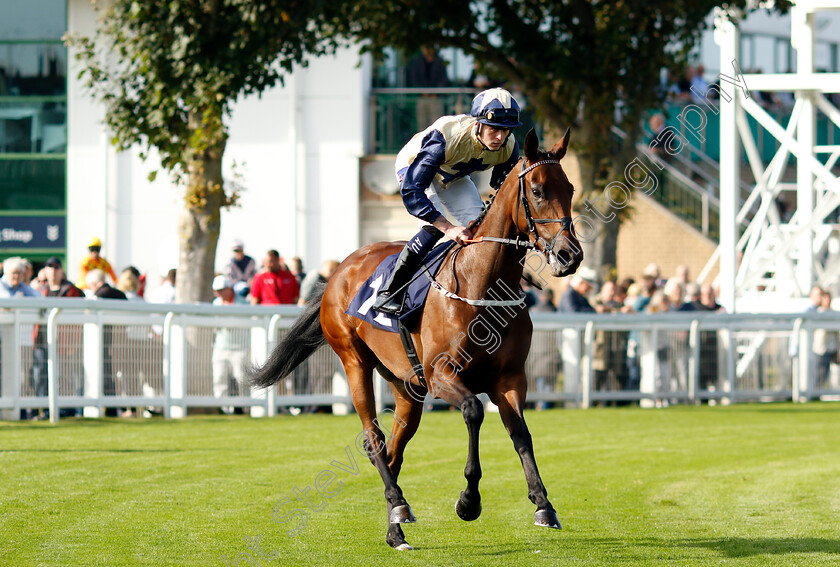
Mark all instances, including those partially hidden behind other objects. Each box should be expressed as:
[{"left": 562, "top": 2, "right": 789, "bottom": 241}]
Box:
[
  {"left": 0, "top": 237, "right": 341, "bottom": 420},
  {"left": 3, "top": 241, "right": 838, "bottom": 418},
  {"left": 0, "top": 237, "right": 339, "bottom": 306},
  {"left": 524, "top": 261, "right": 727, "bottom": 409}
]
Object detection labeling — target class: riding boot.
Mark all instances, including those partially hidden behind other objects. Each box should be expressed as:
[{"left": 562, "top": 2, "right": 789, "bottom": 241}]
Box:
[{"left": 373, "top": 225, "right": 443, "bottom": 314}]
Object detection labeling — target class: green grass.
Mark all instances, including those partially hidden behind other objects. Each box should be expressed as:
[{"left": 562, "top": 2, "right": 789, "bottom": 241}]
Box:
[{"left": 1, "top": 404, "right": 839, "bottom": 566}]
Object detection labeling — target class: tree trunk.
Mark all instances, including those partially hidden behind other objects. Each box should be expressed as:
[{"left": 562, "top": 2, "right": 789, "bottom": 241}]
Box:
[
  {"left": 589, "top": 216, "right": 620, "bottom": 281},
  {"left": 177, "top": 112, "right": 227, "bottom": 304},
  {"left": 568, "top": 99, "right": 643, "bottom": 283},
  {"left": 570, "top": 110, "right": 619, "bottom": 281}
]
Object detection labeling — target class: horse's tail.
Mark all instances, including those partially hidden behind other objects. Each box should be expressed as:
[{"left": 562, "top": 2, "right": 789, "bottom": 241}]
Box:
[{"left": 249, "top": 282, "right": 328, "bottom": 389}]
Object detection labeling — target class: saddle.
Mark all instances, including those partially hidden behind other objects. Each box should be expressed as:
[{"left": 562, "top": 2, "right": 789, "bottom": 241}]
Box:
[{"left": 345, "top": 241, "right": 455, "bottom": 333}]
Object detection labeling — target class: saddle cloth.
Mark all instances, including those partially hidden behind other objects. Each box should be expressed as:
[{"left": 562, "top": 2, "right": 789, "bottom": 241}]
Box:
[{"left": 345, "top": 241, "right": 455, "bottom": 333}]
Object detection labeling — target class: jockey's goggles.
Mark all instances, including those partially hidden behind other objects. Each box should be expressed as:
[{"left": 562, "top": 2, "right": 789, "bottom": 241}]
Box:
[{"left": 484, "top": 108, "right": 519, "bottom": 123}]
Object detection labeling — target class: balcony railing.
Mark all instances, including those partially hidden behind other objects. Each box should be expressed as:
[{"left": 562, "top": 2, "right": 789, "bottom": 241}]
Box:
[{"left": 369, "top": 88, "right": 540, "bottom": 154}]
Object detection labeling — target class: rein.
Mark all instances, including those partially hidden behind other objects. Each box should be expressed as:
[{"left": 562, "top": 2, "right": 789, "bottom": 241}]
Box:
[
  {"left": 426, "top": 277, "right": 526, "bottom": 307},
  {"left": 428, "top": 157, "right": 571, "bottom": 307}
]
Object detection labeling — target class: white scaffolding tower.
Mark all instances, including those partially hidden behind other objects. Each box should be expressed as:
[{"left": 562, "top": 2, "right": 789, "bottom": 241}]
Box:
[{"left": 709, "top": 1, "right": 840, "bottom": 312}]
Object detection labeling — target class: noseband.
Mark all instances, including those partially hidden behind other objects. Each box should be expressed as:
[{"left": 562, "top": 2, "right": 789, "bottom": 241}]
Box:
[{"left": 515, "top": 158, "right": 574, "bottom": 253}]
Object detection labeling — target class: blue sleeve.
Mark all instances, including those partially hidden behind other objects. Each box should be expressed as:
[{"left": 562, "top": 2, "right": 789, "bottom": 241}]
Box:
[
  {"left": 400, "top": 130, "right": 446, "bottom": 224},
  {"left": 489, "top": 139, "right": 520, "bottom": 190}
]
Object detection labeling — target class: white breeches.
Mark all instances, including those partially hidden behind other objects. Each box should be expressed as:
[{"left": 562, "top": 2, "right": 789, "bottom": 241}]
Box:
[{"left": 424, "top": 176, "right": 485, "bottom": 226}]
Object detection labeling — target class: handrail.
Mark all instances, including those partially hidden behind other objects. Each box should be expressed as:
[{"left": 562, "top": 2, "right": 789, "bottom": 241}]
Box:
[
  {"left": 3, "top": 298, "right": 840, "bottom": 323},
  {"left": 0, "top": 297, "right": 303, "bottom": 317},
  {"left": 2, "top": 302, "right": 839, "bottom": 421},
  {"left": 635, "top": 141, "right": 721, "bottom": 206}
]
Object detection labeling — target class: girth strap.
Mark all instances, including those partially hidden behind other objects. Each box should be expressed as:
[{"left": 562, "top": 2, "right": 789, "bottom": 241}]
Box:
[{"left": 398, "top": 320, "right": 428, "bottom": 390}]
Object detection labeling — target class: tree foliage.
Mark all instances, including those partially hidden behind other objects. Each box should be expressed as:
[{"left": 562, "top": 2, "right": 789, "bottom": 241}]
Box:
[
  {"left": 70, "top": 0, "right": 346, "bottom": 181},
  {"left": 347, "top": 0, "right": 729, "bottom": 144},
  {"left": 68, "top": 0, "right": 349, "bottom": 302},
  {"left": 341, "top": 0, "right": 786, "bottom": 271}
]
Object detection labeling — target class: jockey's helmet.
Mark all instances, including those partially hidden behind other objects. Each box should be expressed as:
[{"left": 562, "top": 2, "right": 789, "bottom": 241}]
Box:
[{"left": 470, "top": 88, "right": 523, "bottom": 129}]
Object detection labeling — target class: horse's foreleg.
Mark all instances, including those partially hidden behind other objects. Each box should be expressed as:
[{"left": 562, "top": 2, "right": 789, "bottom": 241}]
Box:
[
  {"left": 437, "top": 382, "right": 484, "bottom": 522},
  {"left": 490, "top": 380, "right": 561, "bottom": 529},
  {"left": 456, "top": 394, "right": 484, "bottom": 521}
]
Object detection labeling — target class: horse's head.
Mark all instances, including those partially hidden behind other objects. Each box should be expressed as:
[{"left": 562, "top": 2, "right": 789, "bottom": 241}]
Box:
[{"left": 514, "top": 128, "right": 583, "bottom": 277}]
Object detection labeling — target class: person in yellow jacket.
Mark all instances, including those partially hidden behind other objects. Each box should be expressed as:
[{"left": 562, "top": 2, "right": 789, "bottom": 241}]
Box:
[{"left": 77, "top": 237, "right": 118, "bottom": 290}]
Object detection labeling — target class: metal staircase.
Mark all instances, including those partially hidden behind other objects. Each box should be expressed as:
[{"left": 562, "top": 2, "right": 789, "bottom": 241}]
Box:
[
  {"left": 613, "top": 124, "right": 752, "bottom": 241},
  {"left": 713, "top": 3, "right": 840, "bottom": 313}
]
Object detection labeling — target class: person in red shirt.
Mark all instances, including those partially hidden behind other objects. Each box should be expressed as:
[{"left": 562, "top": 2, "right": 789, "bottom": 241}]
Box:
[
  {"left": 29, "top": 257, "right": 84, "bottom": 419},
  {"left": 250, "top": 250, "right": 299, "bottom": 305}
]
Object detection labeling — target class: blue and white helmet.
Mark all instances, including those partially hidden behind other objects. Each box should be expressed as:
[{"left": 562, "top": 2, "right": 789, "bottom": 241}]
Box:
[{"left": 470, "top": 88, "right": 522, "bottom": 129}]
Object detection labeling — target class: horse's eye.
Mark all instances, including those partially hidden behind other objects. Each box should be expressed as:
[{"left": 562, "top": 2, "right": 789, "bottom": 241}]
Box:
[{"left": 531, "top": 186, "right": 543, "bottom": 199}]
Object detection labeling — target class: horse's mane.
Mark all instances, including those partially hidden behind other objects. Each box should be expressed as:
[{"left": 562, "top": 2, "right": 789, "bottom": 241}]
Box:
[{"left": 469, "top": 190, "right": 497, "bottom": 233}]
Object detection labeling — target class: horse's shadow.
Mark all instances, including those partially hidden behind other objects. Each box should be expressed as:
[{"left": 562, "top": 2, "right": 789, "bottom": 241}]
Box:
[
  {"left": 675, "top": 537, "right": 840, "bottom": 557},
  {"left": 404, "top": 536, "right": 840, "bottom": 558}
]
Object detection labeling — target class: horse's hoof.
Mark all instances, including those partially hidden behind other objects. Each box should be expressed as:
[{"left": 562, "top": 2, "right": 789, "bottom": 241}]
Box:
[
  {"left": 389, "top": 504, "right": 417, "bottom": 524},
  {"left": 394, "top": 543, "right": 414, "bottom": 551},
  {"left": 455, "top": 492, "right": 482, "bottom": 521},
  {"left": 534, "top": 508, "right": 562, "bottom": 529}
]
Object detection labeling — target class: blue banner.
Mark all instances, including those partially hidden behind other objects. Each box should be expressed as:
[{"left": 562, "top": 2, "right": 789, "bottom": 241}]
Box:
[{"left": 0, "top": 215, "right": 66, "bottom": 250}]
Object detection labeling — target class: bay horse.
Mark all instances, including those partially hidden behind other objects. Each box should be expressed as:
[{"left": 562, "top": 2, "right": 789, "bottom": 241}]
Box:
[{"left": 251, "top": 128, "right": 583, "bottom": 550}]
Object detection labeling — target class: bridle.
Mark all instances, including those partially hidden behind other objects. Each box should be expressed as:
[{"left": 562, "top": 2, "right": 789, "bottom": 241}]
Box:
[
  {"left": 430, "top": 157, "right": 576, "bottom": 307},
  {"left": 470, "top": 157, "right": 574, "bottom": 253},
  {"left": 515, "top": 158, "right": 575, "bottom": 253}
]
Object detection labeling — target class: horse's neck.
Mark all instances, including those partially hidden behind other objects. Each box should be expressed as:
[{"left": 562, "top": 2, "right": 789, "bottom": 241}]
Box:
[
  {"left": 473, "top": 178, "right": 520, "bottom": 243},
  {"left": 448, "top": 179, "right": 526, "bottom": 297}
]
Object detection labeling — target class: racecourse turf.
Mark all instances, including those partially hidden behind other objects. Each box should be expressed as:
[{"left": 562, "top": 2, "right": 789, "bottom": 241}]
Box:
[{"left": 1, "top": 403, "right": 839, "bottom": 566}]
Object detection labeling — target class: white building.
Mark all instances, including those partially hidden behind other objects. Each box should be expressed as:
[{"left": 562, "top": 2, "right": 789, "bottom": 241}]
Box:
[
  {"left": 66, "top": 1, "right": 370, "bottom": 290},
  {"left": 2, "top": 0, "right": 372, "bottom": 297}
]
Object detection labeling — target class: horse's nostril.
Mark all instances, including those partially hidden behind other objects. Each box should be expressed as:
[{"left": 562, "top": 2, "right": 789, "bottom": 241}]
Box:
[{"left": 556, "top": 250, "right": 573, "bottom": 268}]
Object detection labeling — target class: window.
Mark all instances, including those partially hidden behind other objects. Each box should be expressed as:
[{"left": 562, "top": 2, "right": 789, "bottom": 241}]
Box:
[{"left": 0, "top": 0, "right": 67, "bottom": 260}]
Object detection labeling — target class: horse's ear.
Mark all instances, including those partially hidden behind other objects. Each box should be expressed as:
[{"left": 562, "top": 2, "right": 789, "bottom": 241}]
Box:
[
  {"left": 550, "top": 128, "right": 571, "bottom": 161},
  {"left": 524, "top": 128, "right": 540, "bottom": 162}
]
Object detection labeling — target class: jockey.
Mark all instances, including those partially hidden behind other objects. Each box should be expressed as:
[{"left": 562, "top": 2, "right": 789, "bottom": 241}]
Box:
[{"left": 373, "top": 87, "right": 523, "bottom": 313}]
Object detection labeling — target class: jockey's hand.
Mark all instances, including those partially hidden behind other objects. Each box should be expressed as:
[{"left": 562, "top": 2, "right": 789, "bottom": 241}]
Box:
[
  {"left": 431, "top": 216, "right": 473, "bottom": 245},
  {"left": 443, "top": 224, "right": 473, "bottom": 245}
]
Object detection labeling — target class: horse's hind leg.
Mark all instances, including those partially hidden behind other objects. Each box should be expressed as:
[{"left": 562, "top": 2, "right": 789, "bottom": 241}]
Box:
[
  {"left": 340, "top": 352, "right": 416, "bottom": 549},
  {"left": 490, "top": 375, "right": 561, "bottom": 529},
  {"left": 378, "top": 366, "right": 426, "bottom": 550}
]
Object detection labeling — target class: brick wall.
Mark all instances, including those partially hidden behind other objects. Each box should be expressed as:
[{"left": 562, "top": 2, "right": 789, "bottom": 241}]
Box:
[{"left": 616, "top": 192, "right": 719, "bottom": 284}]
